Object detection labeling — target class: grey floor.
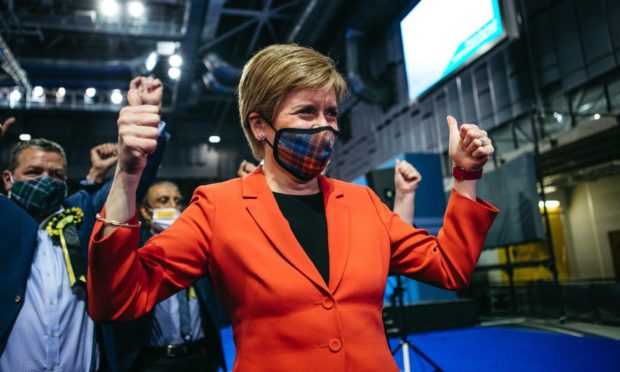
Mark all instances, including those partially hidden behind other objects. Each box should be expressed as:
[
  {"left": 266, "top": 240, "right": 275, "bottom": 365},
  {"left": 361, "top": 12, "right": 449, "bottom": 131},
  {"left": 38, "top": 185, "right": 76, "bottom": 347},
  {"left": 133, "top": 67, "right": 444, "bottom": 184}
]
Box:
[{"left": 480, "top": 317, "right": 620, "bottom": 339}]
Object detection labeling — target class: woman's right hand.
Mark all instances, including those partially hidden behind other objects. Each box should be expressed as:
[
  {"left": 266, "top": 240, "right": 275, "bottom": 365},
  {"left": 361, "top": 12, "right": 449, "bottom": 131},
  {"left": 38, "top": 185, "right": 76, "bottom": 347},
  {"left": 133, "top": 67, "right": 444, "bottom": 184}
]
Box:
[{"left": 116, "top": 85, "right": 161, "bottom": 175}]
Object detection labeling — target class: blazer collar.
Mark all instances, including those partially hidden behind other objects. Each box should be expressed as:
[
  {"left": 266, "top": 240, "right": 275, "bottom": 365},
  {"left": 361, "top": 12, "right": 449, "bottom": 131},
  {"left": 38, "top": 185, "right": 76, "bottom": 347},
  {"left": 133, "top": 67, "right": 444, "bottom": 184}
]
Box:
[{"left": 241, "top": 168, "right": 350, "bottom": 293}]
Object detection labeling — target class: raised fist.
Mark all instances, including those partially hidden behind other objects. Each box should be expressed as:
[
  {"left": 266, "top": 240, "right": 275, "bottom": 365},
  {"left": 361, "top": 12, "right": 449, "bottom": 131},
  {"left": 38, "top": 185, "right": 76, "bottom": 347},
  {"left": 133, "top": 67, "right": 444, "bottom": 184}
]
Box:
[
  {"left": 128, "top": 76, "right": 163, "bottom": 108},
  {"left": 116, "top": 104, "right": 160, "bottom": 175},
  {"left": 87, "top": 143, "right": 118, "bottom": 183},
  {"left": 394, "top": 159, "right": 421, "bottom": 195}
]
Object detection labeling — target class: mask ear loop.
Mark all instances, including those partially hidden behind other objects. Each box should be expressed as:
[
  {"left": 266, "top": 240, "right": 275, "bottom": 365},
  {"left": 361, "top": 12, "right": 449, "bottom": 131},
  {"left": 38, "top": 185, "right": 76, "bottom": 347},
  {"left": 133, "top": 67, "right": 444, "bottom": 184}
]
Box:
[{"left": 7, "top": 172, "right": 14, "bottom": 198}]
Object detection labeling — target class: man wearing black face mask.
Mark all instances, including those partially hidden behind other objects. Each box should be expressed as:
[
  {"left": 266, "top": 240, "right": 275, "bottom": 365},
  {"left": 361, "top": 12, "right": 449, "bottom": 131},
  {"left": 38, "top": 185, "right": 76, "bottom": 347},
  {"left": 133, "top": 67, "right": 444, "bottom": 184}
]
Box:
[{"left": 0, "top": 77, "right": 169, "bottom": 372}]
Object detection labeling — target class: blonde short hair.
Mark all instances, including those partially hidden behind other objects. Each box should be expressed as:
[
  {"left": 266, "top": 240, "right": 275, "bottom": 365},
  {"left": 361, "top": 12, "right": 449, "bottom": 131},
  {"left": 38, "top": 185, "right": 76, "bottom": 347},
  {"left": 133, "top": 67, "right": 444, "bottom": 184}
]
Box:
[{"left": 238, "top": 44, "right": 348, "bottom": 160}]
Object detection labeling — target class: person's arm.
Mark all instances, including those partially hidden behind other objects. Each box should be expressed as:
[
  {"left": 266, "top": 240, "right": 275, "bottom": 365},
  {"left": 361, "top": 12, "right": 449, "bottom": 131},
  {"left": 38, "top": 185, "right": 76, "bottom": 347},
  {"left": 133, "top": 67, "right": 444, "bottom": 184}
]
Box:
[
  {"left": 383, "top": 115, "right": 497, "bottom": 289},
  {"left": 0, "top": 117, "right": 15, "bottom": 143},
  {"left": 85, "top": 143, "right": 118, "bottom": 184},
  {"left": 79, "top": 143, "right": 118, "bottom": 194},
  {"left": 446, "top": 115, "right": 493, "bottom": 200},
  {"left": 392, "top": 159, "right": 421, "bottom": 225},
  {"left": 373, "top": 187, "right": 497, "bottom": 289},
  {"left": 87, "top": 76, "right": 194, "bottom": 321},
  {"left": 89, "top": 78, "right": 168, "bottom": 211},
  {"left": 88, "top": 186, "right": 213, "bottom": 321},
  {"left": 99, "top": 77, "right": 164, "bottom": 237}
]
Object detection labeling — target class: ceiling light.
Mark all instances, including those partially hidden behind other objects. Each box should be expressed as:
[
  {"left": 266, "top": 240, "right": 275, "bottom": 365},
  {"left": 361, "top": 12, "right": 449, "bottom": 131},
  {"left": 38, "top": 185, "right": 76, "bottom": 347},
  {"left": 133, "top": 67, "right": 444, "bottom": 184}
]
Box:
[
  {"left": 168, "top": 67, "right": 181, "bottom": 80},
  {"left": 85, "top": 87, "right": 97, "bottom": 98},
  {"left": 19, "top": 133, "right": 32, "bottom": 141},
  {"left": 157, "top": 41, "right": 178, "bottom": 56},
  {"left": 9, "top": 89, "right": 21, "bottom": 102},
  {"left": 32, "top": 86, "right": 44, "bottom": 97},
  {"left": 145, "top": 51, "right": 158, "bottom": 71},
  {"left": 110, "top": 89, "right": 123, "bottom": 104},
  {"left": 208, "top": 135, "right": 221, "bottom": 144},
  {"left": 127, "top": 1, "right": 145, "bottom": 18},
  {"left": 169, "top": 54, "right": 183, "bottom": 68},
  {"left": 99, "top": 0, "right": 120, "bottom": 17},
  {"left": 539, "top": 200, "right": 560, "bottom": 209},
  {"left": 56, "top": 87, "right": 66, "bottom": 97}
]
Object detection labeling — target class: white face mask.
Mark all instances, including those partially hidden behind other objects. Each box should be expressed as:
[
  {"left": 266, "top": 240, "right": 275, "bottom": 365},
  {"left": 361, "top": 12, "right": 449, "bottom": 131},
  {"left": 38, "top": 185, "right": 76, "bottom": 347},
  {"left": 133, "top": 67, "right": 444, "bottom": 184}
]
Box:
[{"left": 150, "top": 207, "right": 181, "bottom": 232}]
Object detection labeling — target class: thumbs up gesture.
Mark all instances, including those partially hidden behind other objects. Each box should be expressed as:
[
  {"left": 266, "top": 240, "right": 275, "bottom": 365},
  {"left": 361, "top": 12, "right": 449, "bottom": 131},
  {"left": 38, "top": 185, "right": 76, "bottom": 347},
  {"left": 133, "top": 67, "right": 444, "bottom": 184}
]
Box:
[
  {"left": 446, "top": 115, "right": 494, "bottom": 172},
  {"left": 116, "top": 77, "right": 163, "bottom": 175}
]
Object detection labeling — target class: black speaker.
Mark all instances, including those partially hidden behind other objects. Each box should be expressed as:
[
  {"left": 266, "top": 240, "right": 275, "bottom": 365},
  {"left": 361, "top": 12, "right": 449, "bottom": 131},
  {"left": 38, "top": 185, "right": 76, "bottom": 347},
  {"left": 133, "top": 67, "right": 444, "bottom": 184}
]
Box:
[{"left": 366, "top": 168, "right": 396, "bottom": 210}]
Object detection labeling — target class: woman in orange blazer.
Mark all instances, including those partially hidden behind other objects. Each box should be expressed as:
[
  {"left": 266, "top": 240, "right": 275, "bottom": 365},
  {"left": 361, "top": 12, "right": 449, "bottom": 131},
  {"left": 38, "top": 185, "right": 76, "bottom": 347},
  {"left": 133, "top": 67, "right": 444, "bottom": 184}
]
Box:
[{"left": 89, "top": 44, "right": 498, "bottom": 372}]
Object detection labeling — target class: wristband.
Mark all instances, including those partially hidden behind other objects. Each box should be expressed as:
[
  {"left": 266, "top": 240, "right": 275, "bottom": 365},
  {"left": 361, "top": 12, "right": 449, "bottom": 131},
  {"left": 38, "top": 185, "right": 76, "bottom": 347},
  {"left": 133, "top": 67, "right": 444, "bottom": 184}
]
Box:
[{"left": 452, "top": 166, "right": 482, "bottom": 180}]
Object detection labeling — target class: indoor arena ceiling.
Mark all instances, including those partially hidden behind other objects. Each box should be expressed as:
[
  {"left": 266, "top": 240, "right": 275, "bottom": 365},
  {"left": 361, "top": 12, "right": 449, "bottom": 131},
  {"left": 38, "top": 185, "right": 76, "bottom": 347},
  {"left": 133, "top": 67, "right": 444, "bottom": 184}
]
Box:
[{"left": 0, "top": 0, "right": 413, "bottom": 142}]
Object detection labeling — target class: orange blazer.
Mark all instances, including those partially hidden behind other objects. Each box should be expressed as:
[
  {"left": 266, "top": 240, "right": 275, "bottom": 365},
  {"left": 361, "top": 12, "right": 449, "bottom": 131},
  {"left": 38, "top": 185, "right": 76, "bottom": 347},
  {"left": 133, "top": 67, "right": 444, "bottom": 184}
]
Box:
[{"left": 88, "top": 169, "right": 498, "bottom": 372}]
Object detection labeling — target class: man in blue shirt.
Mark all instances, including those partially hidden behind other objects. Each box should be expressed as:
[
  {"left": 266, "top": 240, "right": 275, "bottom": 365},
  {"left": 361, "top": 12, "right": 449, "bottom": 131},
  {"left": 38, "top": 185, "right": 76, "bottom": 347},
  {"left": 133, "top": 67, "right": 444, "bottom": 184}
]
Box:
[{"left": 0, "top": 76, "right": 168, "bottom": 371}]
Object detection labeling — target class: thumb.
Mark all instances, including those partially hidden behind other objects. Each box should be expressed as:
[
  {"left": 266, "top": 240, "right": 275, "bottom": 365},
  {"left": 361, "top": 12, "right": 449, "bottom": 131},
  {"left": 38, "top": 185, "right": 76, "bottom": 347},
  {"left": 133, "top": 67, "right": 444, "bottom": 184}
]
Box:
[
  {"left": 446, "top": 115, "right": 459, "bottom": 139},
  {"left": 395, "top": 158, "right": 401, "bottom": 169},
  {"left": 127, "top": 90, "right": 142, "bottom": 106}
]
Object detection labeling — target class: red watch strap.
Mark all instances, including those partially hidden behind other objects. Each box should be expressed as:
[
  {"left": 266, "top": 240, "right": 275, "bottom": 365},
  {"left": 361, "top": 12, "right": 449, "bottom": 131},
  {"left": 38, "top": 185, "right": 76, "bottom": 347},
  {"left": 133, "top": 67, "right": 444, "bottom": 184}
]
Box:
[{"left": 452, "top": 166, "right": 483, "bottom": 180}]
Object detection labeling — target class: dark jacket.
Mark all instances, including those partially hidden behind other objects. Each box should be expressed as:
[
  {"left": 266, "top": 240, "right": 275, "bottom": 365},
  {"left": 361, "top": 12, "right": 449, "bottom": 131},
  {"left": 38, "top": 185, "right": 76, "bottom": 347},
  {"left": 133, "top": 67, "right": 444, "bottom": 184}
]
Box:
[{"left": 0, "top": 131, "right": 168, "bottom": 371}]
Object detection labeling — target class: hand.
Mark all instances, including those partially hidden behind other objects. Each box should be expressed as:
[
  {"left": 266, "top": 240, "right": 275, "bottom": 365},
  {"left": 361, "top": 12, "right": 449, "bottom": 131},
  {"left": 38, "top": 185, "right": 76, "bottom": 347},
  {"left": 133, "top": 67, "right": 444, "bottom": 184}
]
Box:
[
  {"left": 237, "top": 160, "right": 257, "bottom": 177},
  {"left": 394, "top": 159, "right": 421, "bottom": 195},
  {"left": 128, "top": 76, "right": 163, "bottom": 108},
  {"left": 0, "top": 116, "right": 16, "bottom": 142},
  {"left": 117, "top": 104, "right": 160, "bottom": 174},
  {"left": 446, "top": 115, "right": 494, "bottom": 171},
  {"left": 87, "top": 143, "right": 118, "bottom": 183}
]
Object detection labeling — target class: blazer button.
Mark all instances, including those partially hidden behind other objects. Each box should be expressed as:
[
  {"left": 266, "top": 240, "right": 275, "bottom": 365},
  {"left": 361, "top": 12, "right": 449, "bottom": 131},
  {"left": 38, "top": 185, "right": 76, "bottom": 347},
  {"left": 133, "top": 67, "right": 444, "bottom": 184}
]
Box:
[
  {"left": 321, "top": 297, "right": 335, "bottom": 310},
  {"left": 14, "top": 295, "right": 22, "bottom": 303},
  {"left": 328, "top": 338, "right": 342, "bottom": 352}
]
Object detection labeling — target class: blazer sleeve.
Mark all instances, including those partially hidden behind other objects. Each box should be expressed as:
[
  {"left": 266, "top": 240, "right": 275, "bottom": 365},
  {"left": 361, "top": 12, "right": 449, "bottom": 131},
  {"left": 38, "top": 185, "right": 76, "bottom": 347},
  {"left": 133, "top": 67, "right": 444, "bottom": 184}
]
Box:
[
  {"left": 368, "top": 187, "right": 498, "bottom": 290},
  {"left": 88, "top": 186, "right": 213, "bottom": 322}
]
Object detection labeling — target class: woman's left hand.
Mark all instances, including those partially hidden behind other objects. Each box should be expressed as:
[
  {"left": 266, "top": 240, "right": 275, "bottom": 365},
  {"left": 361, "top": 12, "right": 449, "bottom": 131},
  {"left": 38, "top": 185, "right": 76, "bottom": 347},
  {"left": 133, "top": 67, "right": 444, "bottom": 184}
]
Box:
[{"left": 446, "top": 115, "right": 494, "bottom": 171}]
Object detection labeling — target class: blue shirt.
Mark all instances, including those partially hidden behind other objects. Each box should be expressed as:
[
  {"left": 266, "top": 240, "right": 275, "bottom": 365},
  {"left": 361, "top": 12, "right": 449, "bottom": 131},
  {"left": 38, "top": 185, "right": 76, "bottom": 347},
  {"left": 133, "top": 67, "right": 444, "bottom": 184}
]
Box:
[
  {"left": 0, "top": 212, "right": 98, "bottom": 372},
  {"left": 149, "top": 289, "right": 205, "bottom": 346}
]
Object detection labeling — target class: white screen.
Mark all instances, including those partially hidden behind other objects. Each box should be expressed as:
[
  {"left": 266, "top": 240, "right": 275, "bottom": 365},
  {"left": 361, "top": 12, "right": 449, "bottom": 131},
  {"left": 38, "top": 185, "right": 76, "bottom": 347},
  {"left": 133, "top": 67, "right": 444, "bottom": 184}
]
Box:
[{"left": 400, "top": 0, "right": 505, "bottom": 102}]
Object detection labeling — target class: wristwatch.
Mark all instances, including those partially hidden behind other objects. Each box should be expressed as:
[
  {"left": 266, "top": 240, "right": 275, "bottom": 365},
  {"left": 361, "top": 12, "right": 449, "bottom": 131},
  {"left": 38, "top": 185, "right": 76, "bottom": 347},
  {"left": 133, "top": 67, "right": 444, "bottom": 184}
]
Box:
[{"left": 452, "top": 166, "right": 483, "bottom": 180}]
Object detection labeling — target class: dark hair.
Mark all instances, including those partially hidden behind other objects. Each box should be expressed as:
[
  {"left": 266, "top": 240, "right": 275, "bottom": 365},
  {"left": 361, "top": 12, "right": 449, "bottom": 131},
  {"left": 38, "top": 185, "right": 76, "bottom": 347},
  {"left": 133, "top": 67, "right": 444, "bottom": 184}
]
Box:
[
  {"left": 8, "top": 138, "right": 67, "bottom": 173},
  {"left": 140, "top": 180, "right": 181, "bottom": 207}
]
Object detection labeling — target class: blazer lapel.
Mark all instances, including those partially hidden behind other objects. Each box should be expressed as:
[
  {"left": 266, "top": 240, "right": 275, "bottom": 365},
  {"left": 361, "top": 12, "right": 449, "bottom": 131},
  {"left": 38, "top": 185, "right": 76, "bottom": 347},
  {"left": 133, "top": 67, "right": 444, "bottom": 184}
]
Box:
[
  {"left": 319, "top": 176, "right": 350, "bottom": 293},
  {"left": 242, "top": 169, "right": 328, "bottom": 291}
]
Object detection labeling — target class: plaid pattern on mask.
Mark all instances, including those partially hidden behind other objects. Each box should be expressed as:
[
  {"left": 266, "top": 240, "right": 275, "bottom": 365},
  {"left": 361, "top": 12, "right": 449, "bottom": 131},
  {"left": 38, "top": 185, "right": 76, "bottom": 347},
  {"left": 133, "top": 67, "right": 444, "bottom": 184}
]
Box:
[
  {"left": 275, "top": 127, "right": 337, "bottom": 180},
  {"left": 10, "top": 176, "right": 67, "bottom": 218}
]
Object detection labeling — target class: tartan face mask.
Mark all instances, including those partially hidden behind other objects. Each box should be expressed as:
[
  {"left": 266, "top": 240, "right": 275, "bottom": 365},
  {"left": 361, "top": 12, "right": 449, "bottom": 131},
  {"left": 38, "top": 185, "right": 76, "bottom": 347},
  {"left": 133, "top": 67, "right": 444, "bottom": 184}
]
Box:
[
  {"left": 263, "top": 119, "right": 339, "bottom": 181},
  {"left": 9, "top": 174, "right": 67, "bottom": 219}
]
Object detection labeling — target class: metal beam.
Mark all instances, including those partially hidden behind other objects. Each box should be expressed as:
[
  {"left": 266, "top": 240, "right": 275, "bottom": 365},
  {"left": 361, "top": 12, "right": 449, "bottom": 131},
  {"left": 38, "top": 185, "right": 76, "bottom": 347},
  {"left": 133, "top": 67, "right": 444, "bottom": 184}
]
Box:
[
  {"left": 221, "top": 8, "right": 291, "bottom": 20},
  {"left": 174, "top": 0, "right": 209, "bottom": 107},
  {"left": 202, "top": 0, "right": 226, "bottom": 40},
  {"left": 18, "top": 15, "right": 185, "bottom": 41},
  {"left": 197, "top": 17, "right": 257, "bottom": 54},
  {"left": 0, "top": 33, "right": 31, "bottom": 92}
]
